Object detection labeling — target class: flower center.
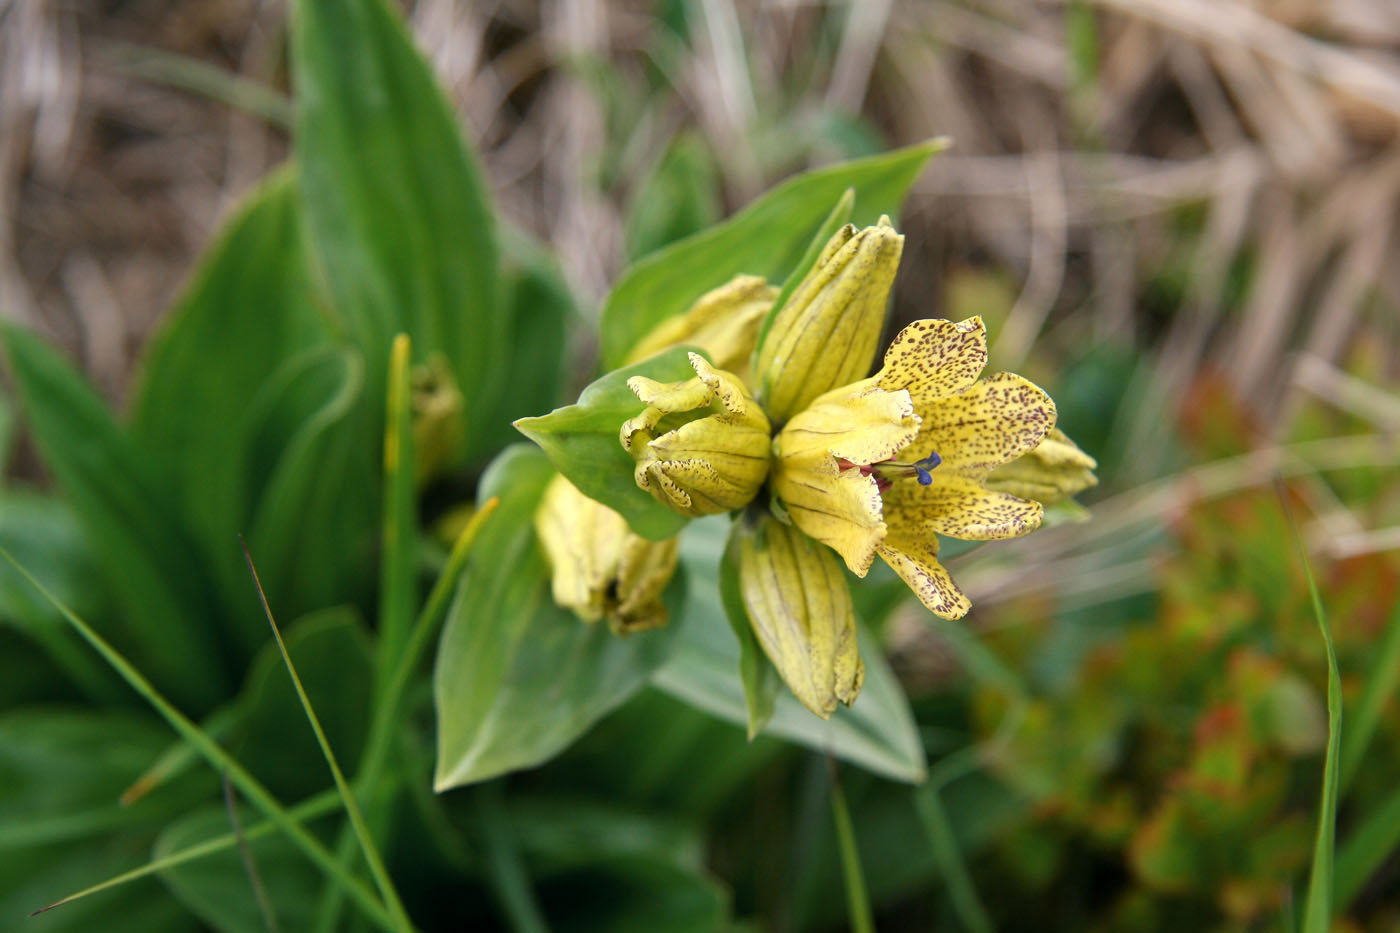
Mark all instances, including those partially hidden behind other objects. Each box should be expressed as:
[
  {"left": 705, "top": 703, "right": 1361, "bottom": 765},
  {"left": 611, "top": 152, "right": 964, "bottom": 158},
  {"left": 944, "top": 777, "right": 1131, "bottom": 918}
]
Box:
[{"left": 836, "top": 450, "right": 942, "bottom": 492}]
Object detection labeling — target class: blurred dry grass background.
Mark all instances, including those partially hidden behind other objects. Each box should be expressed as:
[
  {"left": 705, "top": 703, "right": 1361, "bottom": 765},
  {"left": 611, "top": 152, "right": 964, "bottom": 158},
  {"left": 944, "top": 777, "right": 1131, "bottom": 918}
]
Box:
[{"left": 2, "top": 0, "right": 1398, "bottom": 598}]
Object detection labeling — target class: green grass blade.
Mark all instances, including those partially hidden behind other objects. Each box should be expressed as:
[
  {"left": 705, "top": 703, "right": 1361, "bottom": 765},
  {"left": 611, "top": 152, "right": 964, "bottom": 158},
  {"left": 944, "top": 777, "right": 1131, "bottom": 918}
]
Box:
[
  {"left": 914, "top": 781, "right": 993, "bottom": 933},
  {"left": 120, "top": 704, "right": 243, "bottom": 806},
  {"left": 0, "top": 547, "right": 398, "bottom": 931},
  {"left": 312, "top": 497, "right": 499, "bottom": 933},
  {"left": 1339, "top": 604, "right": 1400, "bottom": 794},
  {"left": 241, "top": 540, "right": 414, "bottom": 932},
  {"left": 376, "top": 334, "right": 417, "bottom": 691},
  {"left": 828, "top": 761, "right": 874, "bottom": 933},
  {"left": 30, "top": 789, "right": 343, "bottom": 917},
  {"left": 1281, "top": 489, "right": 1342, "bottom": 933},
  {"left": 477, "top": 783, "right": 549, "bottom": 933},
  {"left": 1335, "top": 779, "right": 1400, "bottom": 908},
  {"left": 98, "top": 39, "right": 293, "bottom": 127}
]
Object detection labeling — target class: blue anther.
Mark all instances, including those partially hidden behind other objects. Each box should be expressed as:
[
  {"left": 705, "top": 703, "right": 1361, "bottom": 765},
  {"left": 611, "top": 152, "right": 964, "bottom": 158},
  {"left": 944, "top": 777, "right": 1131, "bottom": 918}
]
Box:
[{"left": 913, "top": 450, "right": 941, "bottom": 485}]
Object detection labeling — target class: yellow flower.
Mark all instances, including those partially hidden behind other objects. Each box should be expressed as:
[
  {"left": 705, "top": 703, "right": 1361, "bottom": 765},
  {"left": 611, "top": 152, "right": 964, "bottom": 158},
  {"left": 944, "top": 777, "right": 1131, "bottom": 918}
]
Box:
[
  {"left": 986, "top": 428, "right": 1098, "bottom": 505},
  {"left": 625, "top": 274, "right": 778, "bottom": 378},
  {"left": 772, "top": 316, "right": 1055, "bottom": 620},
  {"left": 535, "top": 474, "right": 678, "bottom": 634},
  {"left": 735, "top": 515, "right": 863, "bottom": 717},
  {"left": 620, "top": 352, "right": 771, "bottom": 517},
  {"left": 754, "top": 218, "right": 904, "bottom": 423}
]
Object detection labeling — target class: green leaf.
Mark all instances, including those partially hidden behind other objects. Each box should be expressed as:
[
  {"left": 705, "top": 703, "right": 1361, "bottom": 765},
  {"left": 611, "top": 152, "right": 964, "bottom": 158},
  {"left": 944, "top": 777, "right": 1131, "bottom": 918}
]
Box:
[
  {"left": 600, "top": 139, "right": 948, "bottom": 368},
  {"left": 0, "top": 324, "right": 227, "bottom": 712},
  {"left": 718, "top": 520, "right": 778, "bottom": 739},
  {"left": 234, "top": 608, "right": 374, "bottom": 804},
  {"left": 292, "top": 0, "right": 503, "bottom": 458},
  {"left": 507, "top": 797, "right": 730, "bottom": 932},
  {"left": 513, "top": 348, "right": 698, "bottom": 542},
  {"left": 652, "top": 517, "right": 926, "bottom": 783},
  {"left": 242, "top": 345, "right": 378, "bottom": 621},
  {"left": 433, "top": 445, "right": 679, "bottom": 789},
  {"left": 624, "top": 131, "right": 722, "bottom": 261},
  {"left": 472, "top": 227, "right": 577, "bottom": 458},
  {"left": 751, "top": 186, "right": 854, "bottom": 364},
  {"left": 0, "top": 709, "right": 212, "bottom": 852},
  {"left": 0, "top": 489, "right": 123, "bottom": 703},
  {"left": 155, "top": 805, "right": 321, "bottom": 933},
  {"left": 127, "top": 167, "right": 331, "bottom": 632}
]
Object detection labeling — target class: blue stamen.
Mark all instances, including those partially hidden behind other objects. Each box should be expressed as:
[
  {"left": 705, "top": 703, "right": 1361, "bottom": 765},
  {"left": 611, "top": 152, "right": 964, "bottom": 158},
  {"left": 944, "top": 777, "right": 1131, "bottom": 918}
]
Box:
[{"left": 913, "top": 450, "right": 941, "bottom": 485}]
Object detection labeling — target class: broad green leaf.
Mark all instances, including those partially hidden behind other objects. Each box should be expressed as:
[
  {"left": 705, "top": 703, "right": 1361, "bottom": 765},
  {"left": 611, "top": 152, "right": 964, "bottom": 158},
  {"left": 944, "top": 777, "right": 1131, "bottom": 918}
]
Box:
[
  {"left": 292, "top": 0, "right": 502, "bottom": 458},
  {"left": 433, "top": 445, "right": 679, "bottom": 790},
  {"left": 234, "top": 608, "right": 373, "bottom": 804},
  {"left": 600, "top": 139, "right": 947, "bottom": 367},
  {"left": 155, "top": 805, "right": 321, "bottom": 933},
  {"left": 242, "top": 345, "right": 378, "bottom": 622},
  {"left": 0, "top": 490, "right": 122, "bottom": 703},
  {"left": 0, "top": 387, "right": 13, "bottom": 473},
  {"left": 718, "top": 521, "right": 778, "bottom": 739},
  {"left": 625, "top": 131, "right": 721, "bottom": 261},
  {"left": 652, "top": 517, "right": 927, "bottom": 784},
  {"left": 0, "top": 709, "right": 211, "bottom": 852},
  {"left": 471, "top": 227, "right": 578, "bottom": 457},
  {"left": 127, "top": 167, "right": 331, "bottom": 630},
  {"left": 750, "top": 187, "right": 854, "bottom": 366},
  {"left": 508, "top": 798, "right": 729, "bottom": 932},
  {"left": 513, "top": 348, "right": 698, "bottom": 542},
  {"left": 0, "top": 324, "right": 227, "bottom": 711}
]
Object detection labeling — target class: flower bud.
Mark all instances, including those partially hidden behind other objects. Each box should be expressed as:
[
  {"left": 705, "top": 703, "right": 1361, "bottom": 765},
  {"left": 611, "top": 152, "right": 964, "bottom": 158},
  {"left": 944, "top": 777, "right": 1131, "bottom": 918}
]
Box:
[
  {"left": 736, "top": 515, "right": 864, "bottom": 717},
  {"left": 985, "top": 429, "right": 1098, "bottom": 505},
  {"left": 620, "top": 353, "right": 770, "bottom": 517},
  {"left": 626, "top": 274, "right": 778, "bottom": 378},
  {"left": 755, "top": 218, "right": 904, "bottom": 423},
  {"left": 411, "top": 353, "right": 465, "bottom": 484},
  {"left": 535, "top": 474, "right": 679, "bottom": 634}
]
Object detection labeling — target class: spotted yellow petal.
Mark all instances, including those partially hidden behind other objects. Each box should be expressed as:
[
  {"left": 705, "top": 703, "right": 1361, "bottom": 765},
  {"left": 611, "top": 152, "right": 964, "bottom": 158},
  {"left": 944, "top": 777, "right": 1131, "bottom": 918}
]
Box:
[
  {"left": 876, "top": 317, "right": 989, "bottom": 406},
  {"left": 737, "top": 516, "right": 864, "bottom": 717},
  {"left": 883, "top": 472, "right": 1044, "bottom": 540},
  {"left": 914, "top": 372, "right": 1056, "bottom": 475},
  {"left": 985, "top": 428, "right": 1099, "bottom": 504},
  {"left": 776, "top": 379, "right": 920, "bottom": 465},
  {"left": 875, "top": 533, "right": 971, "bottom": 620},
  {"left": 772, "top": 381, "right": 919, "bottom": 575},
  {"left": 772, "top": 461, "right": 886, "bottom": 577}
]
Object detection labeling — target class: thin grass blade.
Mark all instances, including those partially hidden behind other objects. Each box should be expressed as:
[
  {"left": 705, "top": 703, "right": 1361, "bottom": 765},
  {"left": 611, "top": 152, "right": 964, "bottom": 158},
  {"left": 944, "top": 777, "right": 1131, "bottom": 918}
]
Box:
[
  {"left": 241, "top": 540, "right": 414, "bottom": 932},
  {"left": 30, "top": 790, "right": 342, "bottom": 917},
  {"left": 827, "top": 760, "right": 874, "bottom": 933},
  {"left": 1339, "top": 604, "right": 1400, "bottom": 794},
  {"left": 0, "top": 547, "right": 397, "bottom": 931},
  {"left": 1280, "top": 487, "right": 1342, "bottom": 933}
]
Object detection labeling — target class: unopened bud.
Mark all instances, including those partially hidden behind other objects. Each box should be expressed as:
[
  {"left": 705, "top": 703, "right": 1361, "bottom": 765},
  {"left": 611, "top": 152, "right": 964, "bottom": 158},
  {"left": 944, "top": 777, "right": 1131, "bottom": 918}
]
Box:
[
  {"left": 985, "top": 428, "right": 1098, "bottom": 505},
  {"left": 626, "top": 274, "right": 778, "bottom": 378},
  {"left": 620, "top": 353, "right": 770, "bottom": 517},
  {"left": 755, "top": 218, "right": 904, "bottom": 423},
  {"left": 736, "top": 515, "right": 864, "bottom": 717},
  {"left": 535, "top": 474, "right": 679, "bottom": 634}
]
